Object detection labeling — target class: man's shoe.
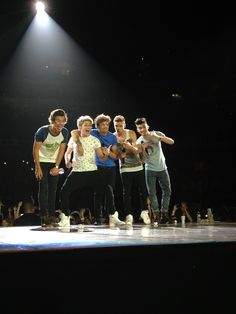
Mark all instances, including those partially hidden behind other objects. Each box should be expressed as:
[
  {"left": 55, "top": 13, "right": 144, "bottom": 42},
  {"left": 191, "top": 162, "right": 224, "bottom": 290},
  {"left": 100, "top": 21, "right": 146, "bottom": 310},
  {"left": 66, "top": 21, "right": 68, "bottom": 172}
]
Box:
[
  {"left": 93, "top": 218, "right": 102, "bottom": 225},
  {"left": 109, "top": 211, "right": 125, "bottom": 227},
  {"left": 125, "top": 214, "right": 133, "bottom": 226},
  {"left": 152, "top": 211, "right": 161, "bottom": 226},
  {"left": 58, "top": 213, "right": 70, "bottom": 227},
  {"left": 159, "top": 212, "right": 171, "bottom": 224},
  {"left": 140, "top": 210, "right": 151, "bottom": 225}
]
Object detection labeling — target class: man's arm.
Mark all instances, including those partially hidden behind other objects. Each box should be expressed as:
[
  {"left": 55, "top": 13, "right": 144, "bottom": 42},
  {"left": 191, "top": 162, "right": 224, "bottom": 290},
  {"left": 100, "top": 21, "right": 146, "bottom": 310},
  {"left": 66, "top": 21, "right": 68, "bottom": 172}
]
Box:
[
  {"left": 95, "top": 147, "right": 108, "bottom": 162},
  {"left": 55, "top": 143, "right": 67, "bottom": 167},
  {"left": 71, "top": 129, "right": 82, "bottom": 145},
  {"left": 64, "top": 146, "right": 73, "bottom": 168},
  {"left": 33, "top": 140, "right": 43, "bottom": 180},
  {"left": 124, "top": 130, "right": 139, "bottom": 155},
  {"left": 70, "top": 129, "right": 83, "bottom": 155},
  {"left": 150, "top": 131, "right": 174, "bottom": 145},
  {"left": 108, "top": 144, "right": 118, "bottom": 159},
  {"left": 50, "top": 142, "right": 67, "bottom": 176},
  {"left": 99, "top": 145, "right": 117, "bottom": 160}
]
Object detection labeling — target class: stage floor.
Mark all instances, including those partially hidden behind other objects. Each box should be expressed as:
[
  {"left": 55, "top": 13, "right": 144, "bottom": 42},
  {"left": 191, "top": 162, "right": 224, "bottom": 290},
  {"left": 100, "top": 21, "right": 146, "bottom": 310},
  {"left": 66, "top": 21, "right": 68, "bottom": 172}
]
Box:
[
  {"left": 1, "top": 221, "right": 236, "bottom": 252},
  {"left": 1, "top": 222, "right": 236, "bottom": 313}
]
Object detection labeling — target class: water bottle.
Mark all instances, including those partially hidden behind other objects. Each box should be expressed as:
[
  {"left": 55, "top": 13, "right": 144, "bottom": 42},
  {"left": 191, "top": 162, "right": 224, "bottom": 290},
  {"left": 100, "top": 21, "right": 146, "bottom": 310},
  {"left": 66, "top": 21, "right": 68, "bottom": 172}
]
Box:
[
  {"left": 207, "top": 208, "right": 214, "bottom": 224},
  {"left": 197, "top": 211, "right": 201, "bottom": 224}
]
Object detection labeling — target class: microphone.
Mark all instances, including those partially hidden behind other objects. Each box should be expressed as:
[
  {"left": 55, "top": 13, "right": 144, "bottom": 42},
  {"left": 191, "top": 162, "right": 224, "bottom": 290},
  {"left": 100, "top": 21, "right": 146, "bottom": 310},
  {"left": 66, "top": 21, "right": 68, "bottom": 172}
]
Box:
[
  {"left": 141, "top": 140, "right": 148, "bottom": 155},
  {"left": 58, "top": 168, "right": 65, "bottom": 175},
  {"left": 141, "top": 141, "right": 152, "bottom": 156}
]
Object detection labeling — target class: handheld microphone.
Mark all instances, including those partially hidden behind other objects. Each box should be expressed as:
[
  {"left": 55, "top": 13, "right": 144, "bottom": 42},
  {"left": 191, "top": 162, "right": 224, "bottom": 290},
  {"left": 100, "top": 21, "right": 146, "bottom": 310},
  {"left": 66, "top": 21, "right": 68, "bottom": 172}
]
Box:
[
  {"left": 58, "top": 168, "right": 65, "bottom": 175},
  {"left": 141, "top": 141, "right": 153, "bottom": 156},
  {"left": 141, "top": 140, "right": 148, "bottom": 155}
]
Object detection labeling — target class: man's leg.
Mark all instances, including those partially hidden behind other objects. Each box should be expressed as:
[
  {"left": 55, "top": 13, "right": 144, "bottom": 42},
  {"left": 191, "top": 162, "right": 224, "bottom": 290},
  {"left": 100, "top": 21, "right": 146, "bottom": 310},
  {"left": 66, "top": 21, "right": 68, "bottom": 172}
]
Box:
[
  {"left": 146, "top": 170, "right": 160, "bottom": 223},
  {"left": 158, "top": 169, "right": 171, "bottom": 223}
]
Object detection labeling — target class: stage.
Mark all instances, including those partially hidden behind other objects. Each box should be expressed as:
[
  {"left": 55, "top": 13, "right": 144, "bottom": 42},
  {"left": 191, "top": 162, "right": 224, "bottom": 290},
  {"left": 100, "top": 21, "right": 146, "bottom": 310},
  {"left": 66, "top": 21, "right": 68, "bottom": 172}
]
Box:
[
  {"left": 0, "top": 221, "right": 236, "bottom": 252},
  {"left": 1, "top": 222, "right": 235, "bottom": 313}
]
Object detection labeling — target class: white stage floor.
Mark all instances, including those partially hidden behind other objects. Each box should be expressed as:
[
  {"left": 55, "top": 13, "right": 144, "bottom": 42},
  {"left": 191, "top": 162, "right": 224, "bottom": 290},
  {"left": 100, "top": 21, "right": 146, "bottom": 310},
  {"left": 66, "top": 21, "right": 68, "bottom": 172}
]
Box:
[{"left": 1, "top": 221, "right": 236, "bottom": 252}]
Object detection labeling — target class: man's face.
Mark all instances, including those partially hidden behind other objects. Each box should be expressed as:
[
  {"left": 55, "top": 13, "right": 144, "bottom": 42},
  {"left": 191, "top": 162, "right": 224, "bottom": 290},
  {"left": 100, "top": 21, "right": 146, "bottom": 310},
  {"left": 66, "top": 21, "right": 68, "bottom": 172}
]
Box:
[
  {"left": 136, "top": 123, "right": 149, "bottom": 136},
  {"left": 114, "top": 121, "right": 125, "bottom": 135},
  {"left": 97, "top": 121, "right": 110, "bottom": 135},
  {"left": 52, "top": 116, "right": 67, "bottom": 132},
  {"left": 80, "top": 121, "right": 92, "bottom": 136}
]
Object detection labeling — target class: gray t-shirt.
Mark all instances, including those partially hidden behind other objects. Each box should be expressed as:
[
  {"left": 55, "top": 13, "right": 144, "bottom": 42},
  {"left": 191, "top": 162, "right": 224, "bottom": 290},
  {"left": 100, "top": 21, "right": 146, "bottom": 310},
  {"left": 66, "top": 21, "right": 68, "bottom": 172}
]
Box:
[
  {"left": 114, "top": 129, "right": 143, "bottom": 173},
  {"left": 136, "top": 131, "right": 167, "bottom": 171}
]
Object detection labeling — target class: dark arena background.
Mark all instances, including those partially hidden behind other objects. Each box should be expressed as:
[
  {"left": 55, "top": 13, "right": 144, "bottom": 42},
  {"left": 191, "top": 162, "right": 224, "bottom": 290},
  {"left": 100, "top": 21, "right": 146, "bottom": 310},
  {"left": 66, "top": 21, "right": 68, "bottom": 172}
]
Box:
[{"left": 0, "top": 1, "right": 236, "bottom": 313}]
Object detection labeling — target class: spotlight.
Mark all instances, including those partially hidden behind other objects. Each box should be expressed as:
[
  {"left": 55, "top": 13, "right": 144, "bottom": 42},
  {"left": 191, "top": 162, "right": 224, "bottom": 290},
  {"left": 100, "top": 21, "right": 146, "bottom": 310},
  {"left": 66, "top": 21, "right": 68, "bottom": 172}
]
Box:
[
  {"left": 35, "top": 1, "right": 48, "bottom": 25},
  {"left": 35, "top": 1, "right": 45, "bottom": 13}
]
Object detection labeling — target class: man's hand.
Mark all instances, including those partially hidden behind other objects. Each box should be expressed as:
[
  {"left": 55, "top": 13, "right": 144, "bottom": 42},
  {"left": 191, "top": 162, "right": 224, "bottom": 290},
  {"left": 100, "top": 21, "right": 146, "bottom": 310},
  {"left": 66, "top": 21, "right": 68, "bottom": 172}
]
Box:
[
  {"left": 65, "top": 161, "right": 73, "bottom": 169},
  {"left": 49, "top": 167, "right": 60, "bottom": 176},
  {"left": 101, "top": 145, "right": 111, "bottom": 156},
  {"left": 35, "top": 167, "right": 43, "bottom": 180},
  {"left": 141, "top": 141, "right": 153, "bottom": 149}
]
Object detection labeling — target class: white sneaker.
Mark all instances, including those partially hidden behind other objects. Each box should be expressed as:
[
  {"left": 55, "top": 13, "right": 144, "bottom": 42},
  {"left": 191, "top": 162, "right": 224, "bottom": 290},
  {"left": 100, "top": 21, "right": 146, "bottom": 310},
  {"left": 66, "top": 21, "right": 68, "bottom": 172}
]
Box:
[
  {"left": 58, "top": 213, "right": 70, "bottom": 227},
  {"left": 109, "top": 211, "right": 125, "bottom": 227},
  {"left": 140, "top": 210, "right": 151, "bottom": 225},
  {"left": 125, "top": 214, "right": 133, "bottom": 226}
]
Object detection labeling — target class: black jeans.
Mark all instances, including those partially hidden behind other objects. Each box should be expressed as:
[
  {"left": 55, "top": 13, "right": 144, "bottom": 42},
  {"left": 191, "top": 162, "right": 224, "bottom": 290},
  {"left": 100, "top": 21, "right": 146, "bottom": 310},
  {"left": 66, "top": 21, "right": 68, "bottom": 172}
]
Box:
[
  {"left": 60, "top": 170, "right": 99, "bottom": 216},
  {"left": 38, "top": 162, "right": 59, "bottom": 217},
  {"left": 121, "top": 169, "right": 148, "bottom": 216},
  {"left": 96, "top": 166, "right": 116, "bottom": 218}
]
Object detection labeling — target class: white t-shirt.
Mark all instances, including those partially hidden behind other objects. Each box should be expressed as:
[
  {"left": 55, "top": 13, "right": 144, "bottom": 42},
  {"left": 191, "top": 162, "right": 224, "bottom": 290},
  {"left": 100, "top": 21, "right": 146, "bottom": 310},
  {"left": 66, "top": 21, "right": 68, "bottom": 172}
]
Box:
[
  {"left": 34, "top": 125, "right": 69, "bottom": 163},
  {"left": 68, "top": 135, "right": 101, "bottom": 172}
]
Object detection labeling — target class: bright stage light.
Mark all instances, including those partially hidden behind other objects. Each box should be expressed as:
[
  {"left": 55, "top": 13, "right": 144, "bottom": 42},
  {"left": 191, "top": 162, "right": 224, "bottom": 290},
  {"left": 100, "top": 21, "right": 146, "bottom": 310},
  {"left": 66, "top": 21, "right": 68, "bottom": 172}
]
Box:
[
  {"left": 35, "top": 1, "right": 45, "bottom": 13},
  {"left": 35, "top": 1, "right": 48, "bottom": 25}
]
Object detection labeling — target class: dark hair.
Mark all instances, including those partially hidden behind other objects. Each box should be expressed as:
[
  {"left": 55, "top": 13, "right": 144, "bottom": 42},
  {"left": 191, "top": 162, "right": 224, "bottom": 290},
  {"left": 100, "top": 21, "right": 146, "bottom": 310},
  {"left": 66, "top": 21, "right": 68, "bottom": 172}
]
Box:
[
  {"left": 48, "top": 109, "right": 68, "bottom": 124},
  {"left": 134, "top": 117, "right": 147, "bottom": 125}
]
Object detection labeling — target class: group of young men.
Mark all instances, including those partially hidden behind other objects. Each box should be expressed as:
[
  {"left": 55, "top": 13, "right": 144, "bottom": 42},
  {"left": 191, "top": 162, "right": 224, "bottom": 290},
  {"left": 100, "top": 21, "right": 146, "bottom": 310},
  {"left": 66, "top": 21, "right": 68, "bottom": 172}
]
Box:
[{"left": 33, "top": 109, "right": 174, "bottom": 227}]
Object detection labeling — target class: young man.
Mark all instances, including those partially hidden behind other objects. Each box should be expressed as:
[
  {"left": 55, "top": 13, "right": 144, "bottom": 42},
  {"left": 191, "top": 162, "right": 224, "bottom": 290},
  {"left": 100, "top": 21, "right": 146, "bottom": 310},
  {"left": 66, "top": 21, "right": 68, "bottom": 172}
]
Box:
[
  {"left": 113, "top": 115, "right": 150, "bottom": 225},
  {"left": 33, "top": 109, "right": 69, "bottom": 219},
  {"left": 60, "top": 115, "right": 106, "bottom": 222},
  {"left": 135, "top": 117, "right": 174, "bottom": 224},
  {"left": 70, "top": 114, "right": 125, "bottom": 227}
]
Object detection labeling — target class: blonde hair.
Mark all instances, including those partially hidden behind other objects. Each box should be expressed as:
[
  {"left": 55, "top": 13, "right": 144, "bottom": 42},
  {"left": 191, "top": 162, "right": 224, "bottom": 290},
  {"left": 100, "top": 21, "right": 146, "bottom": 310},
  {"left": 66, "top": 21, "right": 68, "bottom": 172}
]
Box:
[
  {"left": 77, "top": 115, "right": 93, "bottom": 129},
  {"left": 113, "top": 115, "right": 125, "bottom": 123}
]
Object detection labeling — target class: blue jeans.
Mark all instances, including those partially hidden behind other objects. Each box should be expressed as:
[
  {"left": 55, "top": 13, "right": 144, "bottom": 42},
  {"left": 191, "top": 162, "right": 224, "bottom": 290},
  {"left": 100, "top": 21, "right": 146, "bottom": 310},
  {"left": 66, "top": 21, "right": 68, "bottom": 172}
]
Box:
[{"left": 145, "top": 169, "right": 171, "bottom": 213}]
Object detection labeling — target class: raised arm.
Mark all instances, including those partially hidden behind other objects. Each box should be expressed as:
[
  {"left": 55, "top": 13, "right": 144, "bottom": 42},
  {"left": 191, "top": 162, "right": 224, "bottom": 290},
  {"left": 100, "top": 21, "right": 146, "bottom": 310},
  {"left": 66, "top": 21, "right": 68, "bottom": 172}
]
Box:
[
  {"left": 150, "top": 131, "right": 174, "bottom": 145},
  {"left": 122, "top": 130, "right": 139, "bottom": 155},
  {"left": 70, "top": 129, "right": 84, "bottom": 155}
]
